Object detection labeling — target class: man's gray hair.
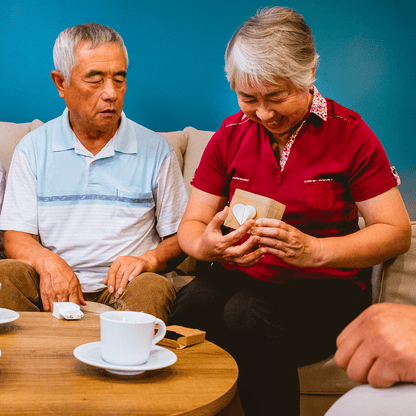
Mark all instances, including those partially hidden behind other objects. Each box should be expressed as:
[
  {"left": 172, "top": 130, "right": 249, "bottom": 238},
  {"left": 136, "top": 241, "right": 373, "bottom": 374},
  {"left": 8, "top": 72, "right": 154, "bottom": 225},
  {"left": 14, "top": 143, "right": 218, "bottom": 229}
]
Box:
[
  {"left": 225, "top": 7, "right": 319, "bottom": 91},
  {"left": 53, "top": 22, "right": 129, "bottom": 83}
]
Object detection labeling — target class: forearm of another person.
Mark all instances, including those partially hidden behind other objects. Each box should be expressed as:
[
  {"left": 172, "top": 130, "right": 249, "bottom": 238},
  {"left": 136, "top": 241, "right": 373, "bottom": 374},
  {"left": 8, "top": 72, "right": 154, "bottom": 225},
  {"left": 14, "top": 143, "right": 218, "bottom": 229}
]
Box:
[
  {"left": 3, "top": 230, "right": 85, "bottom": 310},
  {"left": 177, "top": 188, "right": 265, "bottom": 266}
]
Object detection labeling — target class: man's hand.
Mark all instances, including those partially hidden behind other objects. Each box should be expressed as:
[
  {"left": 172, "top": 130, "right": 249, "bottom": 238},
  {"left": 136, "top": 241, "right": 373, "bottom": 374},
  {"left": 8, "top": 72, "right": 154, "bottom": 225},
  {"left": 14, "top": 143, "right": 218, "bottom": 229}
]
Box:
[
  {"left": 104, "top": 253, "right": 157, "bottom": 298},
  {"left": 38, "top": 253, "right": 86, "bottom": 311},
  {"left": 335, "top": 303, "right": 416, "bottom": 387}
]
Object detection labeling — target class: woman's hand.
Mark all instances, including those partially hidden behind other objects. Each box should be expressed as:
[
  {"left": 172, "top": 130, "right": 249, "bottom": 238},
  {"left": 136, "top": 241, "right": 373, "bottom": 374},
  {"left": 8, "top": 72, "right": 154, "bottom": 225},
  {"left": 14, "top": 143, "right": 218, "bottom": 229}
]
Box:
[
  {"left": 195, "top": 206, "right": 266, "bottom": 266},
  {"left": 249, "top": 218, "right": 322, "bottom": 268}
]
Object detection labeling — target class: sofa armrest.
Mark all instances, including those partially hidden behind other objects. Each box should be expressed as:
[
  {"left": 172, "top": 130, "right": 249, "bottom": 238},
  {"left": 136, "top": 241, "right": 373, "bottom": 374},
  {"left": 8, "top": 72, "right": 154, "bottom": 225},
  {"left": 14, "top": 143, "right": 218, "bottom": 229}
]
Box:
[
  {"left": 182, "top": 127, "right": 214, "bottom": 196},
  {"left": 0, "top": 119, "right": 43, "bottom": 173},
  {"left": 158, "top": 131, "right": 188, "bottom": 173},
  {"left": 377, "top": 221, "right": 416, "bottom": 305}
]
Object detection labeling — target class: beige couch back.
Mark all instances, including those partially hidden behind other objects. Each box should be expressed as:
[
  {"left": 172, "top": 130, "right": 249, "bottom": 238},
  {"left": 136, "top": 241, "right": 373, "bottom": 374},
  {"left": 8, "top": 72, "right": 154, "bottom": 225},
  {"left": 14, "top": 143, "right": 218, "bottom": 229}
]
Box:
[
  {"left": 0, "top": 120, "right": 214, "bottom": 196},
  {"left": 159, "top": 127, "right": 214, "bottom": 195},
  {"left": 0, "top": 120, "right": 44, "bottom": 173}
]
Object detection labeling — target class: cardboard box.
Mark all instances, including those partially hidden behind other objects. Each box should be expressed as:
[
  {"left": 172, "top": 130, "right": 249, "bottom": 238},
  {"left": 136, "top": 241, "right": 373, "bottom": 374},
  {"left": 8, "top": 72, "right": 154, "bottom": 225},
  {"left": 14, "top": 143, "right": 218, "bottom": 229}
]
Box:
[
  {"left": 224, "top": 188, "right": 286, "bottom": 229},
  {"left": 158, "top": 325, "right": 206, "bottom": 349}
]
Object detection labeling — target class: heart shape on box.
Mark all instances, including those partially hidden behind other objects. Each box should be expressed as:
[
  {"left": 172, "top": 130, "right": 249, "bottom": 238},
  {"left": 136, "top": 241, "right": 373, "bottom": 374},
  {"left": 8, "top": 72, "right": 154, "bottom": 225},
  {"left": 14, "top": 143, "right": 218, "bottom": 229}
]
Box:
[{"left": 233, "top": 204, "right": 257, "bottom": 225}]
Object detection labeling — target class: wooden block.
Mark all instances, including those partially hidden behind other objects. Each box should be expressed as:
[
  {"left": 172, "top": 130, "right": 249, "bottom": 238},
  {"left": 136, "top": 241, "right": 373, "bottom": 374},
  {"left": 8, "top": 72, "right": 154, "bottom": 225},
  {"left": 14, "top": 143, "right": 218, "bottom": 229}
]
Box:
[
  {"left": 224, "top": 189, "right": 286, "bottom": 229},
  {"left": 158, "top": 325, "right": 206, "bottom": 349}
]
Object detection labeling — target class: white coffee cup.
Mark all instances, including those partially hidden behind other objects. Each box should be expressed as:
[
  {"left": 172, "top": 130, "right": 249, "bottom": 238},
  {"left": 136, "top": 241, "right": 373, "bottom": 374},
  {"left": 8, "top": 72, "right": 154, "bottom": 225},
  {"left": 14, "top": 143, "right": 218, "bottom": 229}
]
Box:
[{"left": 100, "top": 311, "right": 166, "bottom": 366}]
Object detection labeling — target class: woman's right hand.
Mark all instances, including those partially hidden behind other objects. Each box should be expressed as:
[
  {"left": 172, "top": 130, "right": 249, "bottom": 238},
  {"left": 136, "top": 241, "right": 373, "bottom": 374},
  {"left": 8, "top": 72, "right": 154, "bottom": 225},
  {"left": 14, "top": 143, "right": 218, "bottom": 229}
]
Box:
[{"left": 195, "top": 206, "right": 266, "bottom": 266}]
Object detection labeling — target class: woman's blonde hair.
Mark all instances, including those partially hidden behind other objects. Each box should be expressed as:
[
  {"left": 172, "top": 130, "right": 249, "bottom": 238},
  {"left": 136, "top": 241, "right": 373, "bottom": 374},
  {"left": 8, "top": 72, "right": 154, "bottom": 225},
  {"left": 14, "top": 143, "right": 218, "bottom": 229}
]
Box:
[{"left": 225, "top": 7, "right": 319, "bottom": 91}]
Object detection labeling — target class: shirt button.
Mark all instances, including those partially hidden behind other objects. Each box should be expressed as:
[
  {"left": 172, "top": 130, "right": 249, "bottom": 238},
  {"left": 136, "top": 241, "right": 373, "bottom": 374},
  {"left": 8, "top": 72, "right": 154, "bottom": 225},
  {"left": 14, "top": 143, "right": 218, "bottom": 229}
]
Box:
[
  {"left": 275, "top": 172, "right": 282, "bottom": 186},
  {"left": 92, "top": 161, "right": 96, "bottom": 165}
]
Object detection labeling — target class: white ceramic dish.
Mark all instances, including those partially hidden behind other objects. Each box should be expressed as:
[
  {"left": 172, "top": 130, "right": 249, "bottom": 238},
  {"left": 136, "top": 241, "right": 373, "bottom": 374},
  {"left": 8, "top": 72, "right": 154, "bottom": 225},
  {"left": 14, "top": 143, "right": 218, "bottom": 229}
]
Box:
[
  {"left": 73, "top": 342, "right": 177, "bottom": 375},
  {"left": 0, "top": 308, "right": 20, "bottom": 325}
]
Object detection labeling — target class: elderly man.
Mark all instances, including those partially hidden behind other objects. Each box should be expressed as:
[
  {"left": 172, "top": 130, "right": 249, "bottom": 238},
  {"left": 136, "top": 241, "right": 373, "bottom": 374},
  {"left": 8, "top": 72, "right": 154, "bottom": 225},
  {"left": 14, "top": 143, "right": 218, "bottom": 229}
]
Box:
[{"left": 0, "top": 23, "right": 187, "bottom": 322}]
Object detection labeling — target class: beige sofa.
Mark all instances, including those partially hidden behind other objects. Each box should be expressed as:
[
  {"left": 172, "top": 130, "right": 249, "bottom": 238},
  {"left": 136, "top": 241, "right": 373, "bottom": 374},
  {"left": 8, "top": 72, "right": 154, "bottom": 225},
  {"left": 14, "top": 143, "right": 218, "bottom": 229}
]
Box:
[{"left": 1, "top": 119, "right": 415, "bottom": 415}]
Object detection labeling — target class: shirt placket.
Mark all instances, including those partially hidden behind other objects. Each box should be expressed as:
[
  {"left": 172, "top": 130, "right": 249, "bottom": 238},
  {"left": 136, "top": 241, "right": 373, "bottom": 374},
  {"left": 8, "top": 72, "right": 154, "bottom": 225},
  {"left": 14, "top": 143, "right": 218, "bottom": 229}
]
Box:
[{"left": 276, "top": 86, "right": 327, "bottom": 185}]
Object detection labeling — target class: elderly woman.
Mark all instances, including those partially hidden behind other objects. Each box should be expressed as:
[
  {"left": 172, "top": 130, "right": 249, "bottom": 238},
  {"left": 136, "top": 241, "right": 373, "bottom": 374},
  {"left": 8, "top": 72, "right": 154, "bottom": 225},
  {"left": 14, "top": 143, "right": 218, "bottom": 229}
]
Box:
[{"left": 168, "top": 6, "right": 411, "bottom": 416}]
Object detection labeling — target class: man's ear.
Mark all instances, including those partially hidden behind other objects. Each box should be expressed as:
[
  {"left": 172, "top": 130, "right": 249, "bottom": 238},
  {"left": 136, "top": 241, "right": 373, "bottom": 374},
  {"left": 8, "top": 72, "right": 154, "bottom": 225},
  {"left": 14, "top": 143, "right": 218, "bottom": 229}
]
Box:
[{"left": 51, "top": 70, "right": 67, "bottom": 98}]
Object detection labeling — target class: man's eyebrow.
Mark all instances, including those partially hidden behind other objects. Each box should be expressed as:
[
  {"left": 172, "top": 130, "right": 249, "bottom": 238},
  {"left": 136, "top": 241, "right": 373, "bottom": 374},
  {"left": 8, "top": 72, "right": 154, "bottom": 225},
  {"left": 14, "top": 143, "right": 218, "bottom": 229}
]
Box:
[
  {"left": 86, "top": 70, "right": 104, "bottom": 78},
  {"left": 85, "top": 70, "right": 127, "bottom": 78}
]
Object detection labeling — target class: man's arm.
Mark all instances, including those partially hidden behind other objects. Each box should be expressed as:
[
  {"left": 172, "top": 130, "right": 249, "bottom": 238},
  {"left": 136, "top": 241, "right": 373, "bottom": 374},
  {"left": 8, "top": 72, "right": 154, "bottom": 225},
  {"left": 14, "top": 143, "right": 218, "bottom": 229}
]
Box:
[
  {"left": 4, "top": 230, "right": 85, "bottom": 311},
  {"left": 104, "top": 234, "right": 186, "bottom": 298}
]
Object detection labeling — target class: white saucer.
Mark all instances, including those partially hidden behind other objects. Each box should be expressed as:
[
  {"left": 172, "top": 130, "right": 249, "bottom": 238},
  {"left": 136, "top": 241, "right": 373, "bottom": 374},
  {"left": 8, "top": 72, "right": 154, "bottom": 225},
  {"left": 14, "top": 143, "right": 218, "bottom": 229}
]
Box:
[
  {"left": 73, "top": 342, "right": 177, "bottom": 375},
  {"left": 0, "top": 308, "right": 20, "bottom": 324}
]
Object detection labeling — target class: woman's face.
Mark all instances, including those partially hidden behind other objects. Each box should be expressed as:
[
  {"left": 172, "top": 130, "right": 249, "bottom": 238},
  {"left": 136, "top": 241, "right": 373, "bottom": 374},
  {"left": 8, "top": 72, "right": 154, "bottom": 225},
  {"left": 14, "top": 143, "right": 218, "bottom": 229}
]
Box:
[{"left": 235, "top": 78, "right": 313, "bottom": 141}]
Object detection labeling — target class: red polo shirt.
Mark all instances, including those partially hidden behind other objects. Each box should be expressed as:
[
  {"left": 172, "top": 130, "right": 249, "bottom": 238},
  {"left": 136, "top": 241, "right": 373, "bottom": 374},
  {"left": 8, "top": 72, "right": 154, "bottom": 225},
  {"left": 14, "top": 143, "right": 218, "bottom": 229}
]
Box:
[{"left": 192, "top": 88, "right": 399, "bottom": 284}]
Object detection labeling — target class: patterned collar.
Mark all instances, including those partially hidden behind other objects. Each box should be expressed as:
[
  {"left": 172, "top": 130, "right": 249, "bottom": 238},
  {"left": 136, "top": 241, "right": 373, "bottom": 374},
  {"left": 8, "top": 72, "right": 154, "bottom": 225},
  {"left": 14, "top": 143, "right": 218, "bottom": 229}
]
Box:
[
  {"left": 309, "top": 86, "right": 327, "bottom": 121},
  {"left": 279, "top": 86, "right": 326, "bottom": 171}
]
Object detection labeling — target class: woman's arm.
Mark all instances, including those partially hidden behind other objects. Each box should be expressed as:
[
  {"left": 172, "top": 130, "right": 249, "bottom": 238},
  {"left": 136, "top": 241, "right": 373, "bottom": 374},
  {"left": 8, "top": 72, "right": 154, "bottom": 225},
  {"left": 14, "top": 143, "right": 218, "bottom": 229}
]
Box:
[
  {"left": 250, "top": 187, "right": 411, "bottom": 268},
  {"left": 177, "top": 188, "right": 266, "bottom": 266}
]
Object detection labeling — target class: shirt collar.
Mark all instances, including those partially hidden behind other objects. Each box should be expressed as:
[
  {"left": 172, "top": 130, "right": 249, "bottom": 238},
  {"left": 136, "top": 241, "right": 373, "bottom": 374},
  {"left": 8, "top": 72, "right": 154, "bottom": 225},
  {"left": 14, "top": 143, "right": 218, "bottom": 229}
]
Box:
[
  {"left": 309, "top": 85, "right": 327, "bottom": 121},
  {"left": 52, "top": 108, "right": 137, "bottom": 154},
  {"left": 52, "top": 108, "right": 75, "bottom": 151}
]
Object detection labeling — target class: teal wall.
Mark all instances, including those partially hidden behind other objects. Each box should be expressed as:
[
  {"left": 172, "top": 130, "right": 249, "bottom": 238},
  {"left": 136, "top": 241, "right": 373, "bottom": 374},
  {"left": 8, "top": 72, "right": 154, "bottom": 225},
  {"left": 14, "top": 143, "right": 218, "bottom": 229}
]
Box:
[{"left": 1, "top": 0, "right": 415, "bottom": 217}]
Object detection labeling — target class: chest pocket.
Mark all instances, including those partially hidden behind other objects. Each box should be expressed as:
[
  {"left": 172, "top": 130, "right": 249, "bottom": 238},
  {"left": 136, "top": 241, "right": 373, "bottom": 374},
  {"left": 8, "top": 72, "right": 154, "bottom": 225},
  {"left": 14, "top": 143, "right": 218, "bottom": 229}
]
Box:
[
  {"left": 304, "top": 179, "right": 335, "bottom": 212},
  {"left": 116, "top": 189, "right": 154, "bottom": 207},
  {"left": 229, "top": 177, "right": 249, "bottom": 199}
]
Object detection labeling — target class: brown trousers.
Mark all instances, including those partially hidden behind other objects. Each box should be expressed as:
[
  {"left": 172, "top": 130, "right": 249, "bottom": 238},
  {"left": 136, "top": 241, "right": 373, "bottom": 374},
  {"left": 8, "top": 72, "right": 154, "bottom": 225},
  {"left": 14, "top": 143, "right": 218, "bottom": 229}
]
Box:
[{"left": 0, "top": 259, "right": 176, "bottom": 322}]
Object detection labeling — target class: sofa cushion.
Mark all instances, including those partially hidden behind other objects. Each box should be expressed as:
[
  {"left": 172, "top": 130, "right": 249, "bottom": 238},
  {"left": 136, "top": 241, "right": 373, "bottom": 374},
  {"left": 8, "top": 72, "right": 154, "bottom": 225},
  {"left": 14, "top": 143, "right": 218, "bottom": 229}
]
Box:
[
  {"left": 378, "top": 221, "right": 416, "bottom": 305},
  {"left": 0, "top": 120, "right": 43, "bottom": 172},
  {"left": 159, "top": 130, "right": 188, "bottom": 173},
  {"left": 182, "top": 127, "right": 214, "bottom": 195},
  {"left": 298, "top": 356, "right": 360, "bottom": 395}
]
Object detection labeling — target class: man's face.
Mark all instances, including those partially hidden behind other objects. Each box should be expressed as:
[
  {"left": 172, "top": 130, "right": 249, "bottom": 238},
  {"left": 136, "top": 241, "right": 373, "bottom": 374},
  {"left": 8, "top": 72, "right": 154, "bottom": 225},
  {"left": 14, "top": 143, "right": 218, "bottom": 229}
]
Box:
[{"left": 60, "top": 41, "right": 127, "bottom": 137}]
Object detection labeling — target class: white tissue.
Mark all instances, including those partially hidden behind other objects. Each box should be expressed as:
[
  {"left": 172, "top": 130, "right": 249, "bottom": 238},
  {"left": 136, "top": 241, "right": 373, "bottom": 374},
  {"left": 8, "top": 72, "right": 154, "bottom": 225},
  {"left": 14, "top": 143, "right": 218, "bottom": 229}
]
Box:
[{"left": 52, "top": 302, "right": 84, "bottom": 320}]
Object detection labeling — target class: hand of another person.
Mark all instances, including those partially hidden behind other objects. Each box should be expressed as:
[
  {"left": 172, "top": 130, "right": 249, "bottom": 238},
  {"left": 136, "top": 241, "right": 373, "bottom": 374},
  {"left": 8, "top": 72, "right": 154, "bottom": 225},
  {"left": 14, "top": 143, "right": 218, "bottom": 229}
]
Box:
[
  {"left": 38, "top": 252, "right": 86, "bottom": 311},
  {"left": 104, "top": 253, "right": 158, "bottom": 298},
  {"left": 335, "top": 303, "right": 416, "bottom": 388},
  {"left": 249, "top": 219, "right": 321, "bottom": 267},
  {"left": 196, "top": 206, "right": 266, "bottom": 266}
]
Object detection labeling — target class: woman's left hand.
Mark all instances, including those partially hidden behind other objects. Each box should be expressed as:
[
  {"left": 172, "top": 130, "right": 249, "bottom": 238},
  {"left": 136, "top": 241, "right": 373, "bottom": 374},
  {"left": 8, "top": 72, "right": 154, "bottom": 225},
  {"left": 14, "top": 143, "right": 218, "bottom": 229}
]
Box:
[{"left": 249, "top": 218, "right": 322, "bottom": 268}]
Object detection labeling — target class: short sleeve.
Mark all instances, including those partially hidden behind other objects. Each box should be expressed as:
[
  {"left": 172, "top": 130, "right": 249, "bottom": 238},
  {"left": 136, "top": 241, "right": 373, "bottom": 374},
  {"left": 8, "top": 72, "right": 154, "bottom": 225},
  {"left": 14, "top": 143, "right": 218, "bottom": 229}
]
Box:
[
  {"left": 154, "top": 150, "right": 188, "bottom": 237},
  {"left": 348, "top": 120, "right": 398, "bottom": 202},
  {"left": 0, "top": 148, "right": 38, "bottom": 234}
]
